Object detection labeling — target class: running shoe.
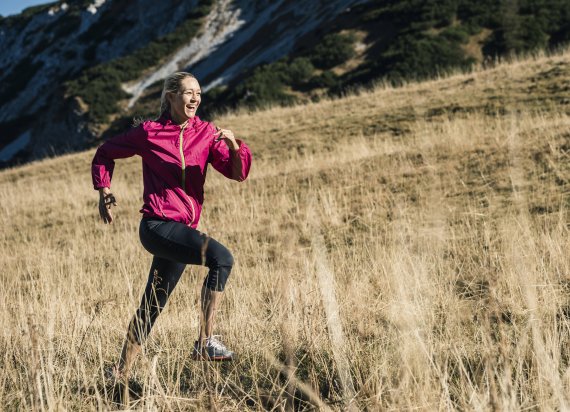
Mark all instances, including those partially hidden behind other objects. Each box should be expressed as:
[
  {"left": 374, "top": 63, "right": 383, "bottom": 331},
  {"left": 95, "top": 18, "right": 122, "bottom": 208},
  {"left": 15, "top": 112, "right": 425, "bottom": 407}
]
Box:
[{"left": 192, "top": 335, "right": 235, "bottom": 361}]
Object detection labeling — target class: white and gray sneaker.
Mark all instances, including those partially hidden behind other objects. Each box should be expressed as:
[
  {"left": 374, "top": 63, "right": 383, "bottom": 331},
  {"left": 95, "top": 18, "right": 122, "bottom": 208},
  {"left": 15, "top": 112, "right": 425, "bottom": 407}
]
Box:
[{"left": 192, "top": 336, "right": 235, "bottom": 361}]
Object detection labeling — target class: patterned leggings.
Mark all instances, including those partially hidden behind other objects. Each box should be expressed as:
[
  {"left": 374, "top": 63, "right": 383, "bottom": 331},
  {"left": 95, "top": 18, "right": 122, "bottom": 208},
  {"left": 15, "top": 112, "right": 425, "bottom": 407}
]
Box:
[{"left": 127, "top": 217, "right": 234, "bottom": 344}]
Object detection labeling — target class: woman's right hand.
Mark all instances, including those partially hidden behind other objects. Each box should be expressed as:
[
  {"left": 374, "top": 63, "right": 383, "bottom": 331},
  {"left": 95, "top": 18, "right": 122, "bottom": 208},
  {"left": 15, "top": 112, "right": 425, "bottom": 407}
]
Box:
[{"left": 98, "top": 187, "right": 117, "bottom": 224}]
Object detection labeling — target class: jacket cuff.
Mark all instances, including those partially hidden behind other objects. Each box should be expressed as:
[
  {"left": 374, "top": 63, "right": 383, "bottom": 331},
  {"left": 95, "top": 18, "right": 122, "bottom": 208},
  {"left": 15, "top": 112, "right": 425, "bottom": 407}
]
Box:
[
  {"left": 93, "top": 178, "right": 111, "bottom": 190},
  {"left": 231, "top": 139, "right": 246, "bottom": 152}
]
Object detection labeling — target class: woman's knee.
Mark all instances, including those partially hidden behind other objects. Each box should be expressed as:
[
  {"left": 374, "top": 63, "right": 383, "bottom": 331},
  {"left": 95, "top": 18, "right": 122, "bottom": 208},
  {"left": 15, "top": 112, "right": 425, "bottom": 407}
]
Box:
[
  {"left": 204, "top": 245, "right": 233, "bottom": 291},
  {"left": 208, "top": 242, "right": 234, "bottom": 269},
  {"left": 219, "top": 247, "right": 234, "bottom": 268}
]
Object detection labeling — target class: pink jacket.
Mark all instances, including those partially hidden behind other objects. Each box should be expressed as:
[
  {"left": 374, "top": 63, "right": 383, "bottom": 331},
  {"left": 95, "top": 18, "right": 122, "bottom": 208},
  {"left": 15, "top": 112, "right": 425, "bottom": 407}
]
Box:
[{"left": 91, "top": 113, "right": 252, "bottom": 228}]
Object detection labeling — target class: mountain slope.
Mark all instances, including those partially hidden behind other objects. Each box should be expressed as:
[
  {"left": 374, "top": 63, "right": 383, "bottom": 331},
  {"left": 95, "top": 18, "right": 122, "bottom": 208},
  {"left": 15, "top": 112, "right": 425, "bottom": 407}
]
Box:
[{"left": 0, "top": 0, "right": 569, "bottom": 169}]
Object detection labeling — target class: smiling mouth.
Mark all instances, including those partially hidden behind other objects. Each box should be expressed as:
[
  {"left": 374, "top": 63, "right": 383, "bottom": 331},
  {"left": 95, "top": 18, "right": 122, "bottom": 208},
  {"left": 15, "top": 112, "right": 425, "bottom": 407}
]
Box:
[{"left": 186, "top": 105, "right": 197, "bottom": 111}]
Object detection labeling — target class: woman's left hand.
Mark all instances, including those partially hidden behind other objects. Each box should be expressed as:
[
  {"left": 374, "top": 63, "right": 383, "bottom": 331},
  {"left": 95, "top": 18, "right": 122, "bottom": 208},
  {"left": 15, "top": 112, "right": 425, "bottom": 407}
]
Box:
[{"left": 214, "top": 126, "right": 240, "bottom": 151}]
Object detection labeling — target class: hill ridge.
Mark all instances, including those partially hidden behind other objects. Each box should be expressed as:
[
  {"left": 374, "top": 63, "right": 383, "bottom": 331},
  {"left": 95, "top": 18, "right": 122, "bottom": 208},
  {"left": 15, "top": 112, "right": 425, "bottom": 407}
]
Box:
[{"left": 1, "top": 49, "right": 569, "bottom": 184}]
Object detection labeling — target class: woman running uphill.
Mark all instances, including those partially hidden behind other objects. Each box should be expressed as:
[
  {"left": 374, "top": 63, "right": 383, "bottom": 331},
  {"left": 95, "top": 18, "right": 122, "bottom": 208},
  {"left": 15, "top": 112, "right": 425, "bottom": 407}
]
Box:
[{"left": 91, "top": 72, "right": 252, "bottom": 380}]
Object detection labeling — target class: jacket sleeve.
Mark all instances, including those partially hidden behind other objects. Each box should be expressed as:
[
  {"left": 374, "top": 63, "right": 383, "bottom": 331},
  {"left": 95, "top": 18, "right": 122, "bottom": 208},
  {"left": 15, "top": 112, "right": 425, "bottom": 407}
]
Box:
[
  {"left": 208, "top": 125, "right": 252, "bottom": 182},
  {"left": 91, "top": 124, "right": 145, "bottom": 189}
]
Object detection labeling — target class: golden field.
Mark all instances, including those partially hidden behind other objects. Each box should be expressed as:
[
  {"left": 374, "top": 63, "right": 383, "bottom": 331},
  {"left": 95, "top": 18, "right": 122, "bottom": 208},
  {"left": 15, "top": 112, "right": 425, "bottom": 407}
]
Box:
[{"left": 1, "top": 50, "right": 570, "bottom": 410}]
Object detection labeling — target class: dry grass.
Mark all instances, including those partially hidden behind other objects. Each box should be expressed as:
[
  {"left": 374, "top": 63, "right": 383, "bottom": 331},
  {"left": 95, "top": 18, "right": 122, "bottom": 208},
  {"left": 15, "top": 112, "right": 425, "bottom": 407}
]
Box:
[{"left": 1, "top": 50, "right": 570, "bottom": 410}]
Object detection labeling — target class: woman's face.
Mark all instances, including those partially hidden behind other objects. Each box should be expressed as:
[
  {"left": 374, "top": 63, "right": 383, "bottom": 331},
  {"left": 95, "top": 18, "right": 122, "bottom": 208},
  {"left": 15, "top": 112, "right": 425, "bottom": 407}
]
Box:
[{"left": 168, "top": 76, "right": 201, "bottom": 122}]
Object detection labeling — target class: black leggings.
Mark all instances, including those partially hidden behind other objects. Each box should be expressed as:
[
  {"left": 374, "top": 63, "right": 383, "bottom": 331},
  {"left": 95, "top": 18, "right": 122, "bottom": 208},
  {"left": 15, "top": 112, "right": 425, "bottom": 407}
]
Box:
[{"left": 127, "top": 217, "right": 234, "bottom": 344}]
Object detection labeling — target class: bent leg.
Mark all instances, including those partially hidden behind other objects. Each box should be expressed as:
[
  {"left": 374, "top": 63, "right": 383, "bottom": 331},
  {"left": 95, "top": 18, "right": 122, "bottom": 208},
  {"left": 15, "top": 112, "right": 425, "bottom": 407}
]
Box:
[
  {"left": 138, "top": 218, "right": 236, "bottom": 355},
  {"left": 129, "top": 256, "right": 187, "bottom": 344},
  {"left": 118, "top": 256, "right": 185, "bottom": 376}
]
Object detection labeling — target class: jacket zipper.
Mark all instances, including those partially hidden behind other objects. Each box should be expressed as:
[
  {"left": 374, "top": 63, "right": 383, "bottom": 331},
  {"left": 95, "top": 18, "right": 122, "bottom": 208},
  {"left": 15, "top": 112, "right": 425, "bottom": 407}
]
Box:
[{"left": 178, "top": 122, "right": 196, "bottom": 225}]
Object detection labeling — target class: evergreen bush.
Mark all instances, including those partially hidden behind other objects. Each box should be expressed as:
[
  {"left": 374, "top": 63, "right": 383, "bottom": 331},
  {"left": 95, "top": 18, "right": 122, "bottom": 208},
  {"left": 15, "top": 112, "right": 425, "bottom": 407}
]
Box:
[{"left": 310, "top": 33, "right": 356, "bottom": 70}]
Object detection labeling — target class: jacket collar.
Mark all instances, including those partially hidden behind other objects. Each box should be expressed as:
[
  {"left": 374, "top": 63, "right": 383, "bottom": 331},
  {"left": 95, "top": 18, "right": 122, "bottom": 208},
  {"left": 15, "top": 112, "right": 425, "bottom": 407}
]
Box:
[{"left": 159, "top": 111, "right": 200, "bottom": 128}]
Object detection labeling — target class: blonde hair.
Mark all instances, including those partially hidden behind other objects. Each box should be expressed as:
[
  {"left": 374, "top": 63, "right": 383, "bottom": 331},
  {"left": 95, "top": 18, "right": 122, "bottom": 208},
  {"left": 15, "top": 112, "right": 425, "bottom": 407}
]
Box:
[
  {"left": 132, "top": 71, "right": 196, "bottom": 127},
  {"left": 159, "top": 71, "right": 196, "bottom": 116}
]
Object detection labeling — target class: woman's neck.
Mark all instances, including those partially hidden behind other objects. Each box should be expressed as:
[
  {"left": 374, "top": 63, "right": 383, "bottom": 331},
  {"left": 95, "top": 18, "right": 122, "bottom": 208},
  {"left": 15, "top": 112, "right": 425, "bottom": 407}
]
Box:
[{"left": 170, "top": 111, "right": 190, "bottom": 125}]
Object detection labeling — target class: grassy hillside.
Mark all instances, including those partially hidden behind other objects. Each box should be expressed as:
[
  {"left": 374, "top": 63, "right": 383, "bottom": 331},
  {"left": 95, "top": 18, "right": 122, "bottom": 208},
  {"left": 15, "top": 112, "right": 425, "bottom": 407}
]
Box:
[{"left": 0, "top": 50, "right": 569, "bottom": 410}]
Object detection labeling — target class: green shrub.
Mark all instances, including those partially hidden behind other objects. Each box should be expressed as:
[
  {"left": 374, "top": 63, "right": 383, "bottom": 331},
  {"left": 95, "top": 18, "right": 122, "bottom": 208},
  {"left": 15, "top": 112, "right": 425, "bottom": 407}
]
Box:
[
  {"left": 378, "top": 0, "right": 457, "bottom": 28},
  {"left": 309, "top": 71, "right": 339, "bottom": 88},
  {"left": 216, "top": 56, "right": 315, "bottom": 110},
  {"left": 310, "top": 33, "right": 356, "bottom": 70},
  {"left": 457, "top": 0, "right": 502, "bottom": 29},
  {"left": 480, "top": 0, "right": 569, "bottom": 56},
  {"left": 230, "top": 64, "right": 296, "bottom": 108},
  {"left": 284, "top": 58, "right": 315, "bottom": 86},
  {"left": 440, "top": 26, "right": 470, "bottom": 44},
  {"left": 204, "top": 86, "right": 226, "bottom": 102},
  {"left": 518, "top": 15, "right": 549, "bottom": 50},
  {"left": 380, "top": 32, "right": 475, "bottom": 81}
]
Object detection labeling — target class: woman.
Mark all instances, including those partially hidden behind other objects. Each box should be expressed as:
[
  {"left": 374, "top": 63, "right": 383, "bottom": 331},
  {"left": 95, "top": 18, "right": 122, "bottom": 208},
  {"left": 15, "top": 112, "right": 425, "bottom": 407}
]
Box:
[{"left": 92, "top": 72, "right": 252, "bottom": 381}]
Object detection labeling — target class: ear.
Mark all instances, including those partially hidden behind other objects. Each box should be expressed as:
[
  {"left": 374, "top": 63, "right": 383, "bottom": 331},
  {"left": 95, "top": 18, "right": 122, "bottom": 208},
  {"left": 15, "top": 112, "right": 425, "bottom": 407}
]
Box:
[{"left": 166, "top": 91, "right": 175, "bottom": 105}]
